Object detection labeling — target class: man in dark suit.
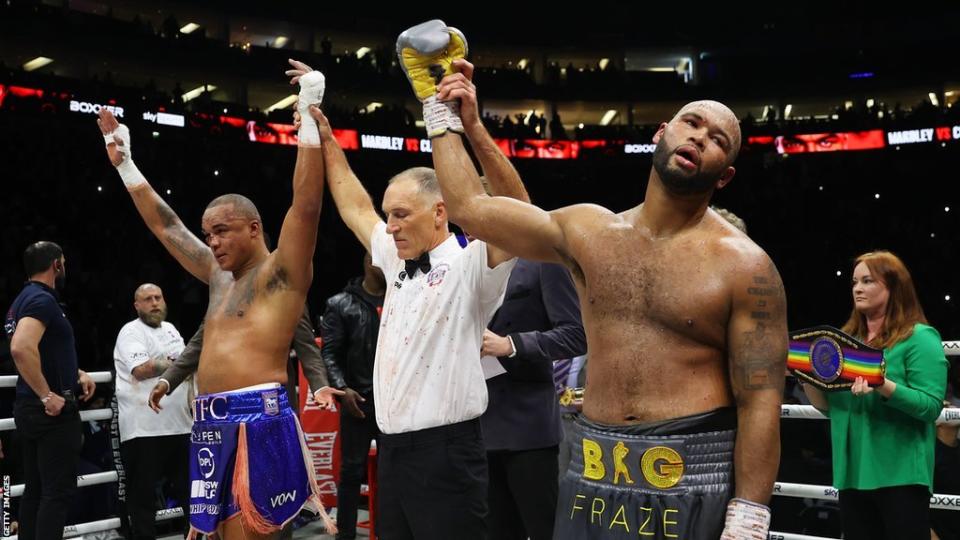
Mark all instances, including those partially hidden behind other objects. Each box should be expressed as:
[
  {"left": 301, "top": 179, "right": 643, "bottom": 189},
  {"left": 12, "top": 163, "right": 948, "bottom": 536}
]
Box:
[{"left": 480, "top": 259, "right": 586, "bottom": 540}]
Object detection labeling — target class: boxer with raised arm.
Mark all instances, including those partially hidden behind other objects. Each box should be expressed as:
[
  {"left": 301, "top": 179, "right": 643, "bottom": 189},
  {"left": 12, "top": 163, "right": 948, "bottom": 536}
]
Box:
[
  {"left": 397, "top": 20, "right": 787, "bottom": 539},
  {"left": 96, "top": 61, "right": 339, "bottom": 539}
]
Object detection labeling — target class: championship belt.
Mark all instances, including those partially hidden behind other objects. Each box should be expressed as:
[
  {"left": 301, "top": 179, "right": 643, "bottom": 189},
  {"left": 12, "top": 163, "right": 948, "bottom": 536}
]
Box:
[{"left": 787, "top": 325, "right": 885, "bottom": 391}]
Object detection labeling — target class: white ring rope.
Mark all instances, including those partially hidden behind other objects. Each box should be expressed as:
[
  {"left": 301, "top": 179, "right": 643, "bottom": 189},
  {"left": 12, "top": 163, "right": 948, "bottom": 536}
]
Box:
[
  {"left": 0, "top": 408, "right": 112, "bottom": 431},
  {"left": 0, "top": 371, "right": 112, "bottom": 388},
  {"left": 782, "top": 404, "right": 960, "bottom": 426},
  {"left": 775, "top": 482, "right": 960, "bottom": 511},
  {"left": 5, "top": 509, "right": 183, "bottom": 540}
]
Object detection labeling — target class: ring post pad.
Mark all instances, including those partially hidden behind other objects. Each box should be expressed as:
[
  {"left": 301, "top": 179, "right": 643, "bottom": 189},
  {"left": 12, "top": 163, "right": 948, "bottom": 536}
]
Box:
[{"left": 787, "top": 325, "right": 885, "bottom": 391}]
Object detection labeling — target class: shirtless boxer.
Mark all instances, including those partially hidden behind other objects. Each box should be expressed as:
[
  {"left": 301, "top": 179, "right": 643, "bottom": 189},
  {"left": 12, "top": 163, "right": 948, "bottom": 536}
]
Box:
[
  {"left": 397, "top": 20, "right": 787, "bottom": 539},
  {"left": 96, "top": 61, "right": 338, "bottom": 539}
]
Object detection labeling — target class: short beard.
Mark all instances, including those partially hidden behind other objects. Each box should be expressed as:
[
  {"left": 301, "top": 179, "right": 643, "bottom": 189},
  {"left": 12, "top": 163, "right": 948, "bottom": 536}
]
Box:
[
  {"left": 138, "top": 310, "right": 166, "bottom": 328},
  {"left": 652, "top": 138, "right": 717, "bottom": 196}
]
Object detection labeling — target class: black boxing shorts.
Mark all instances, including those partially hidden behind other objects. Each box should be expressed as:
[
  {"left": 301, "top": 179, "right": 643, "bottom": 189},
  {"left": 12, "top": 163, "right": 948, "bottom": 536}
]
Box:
[{"left": 554, "top": 407, "right": 736, "bottom": 539}]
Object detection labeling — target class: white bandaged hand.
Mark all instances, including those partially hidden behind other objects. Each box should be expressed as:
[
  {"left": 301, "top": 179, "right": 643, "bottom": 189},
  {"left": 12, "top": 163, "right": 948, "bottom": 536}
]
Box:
[
  {"left": 719, "top": 498, "right": 771, "bottom": 540},
  {"left": 296, "top": 70, "right": 325, "bottom": 147},
  {"left": 104, "top": 123, "right": 147, "bottom": 189}
]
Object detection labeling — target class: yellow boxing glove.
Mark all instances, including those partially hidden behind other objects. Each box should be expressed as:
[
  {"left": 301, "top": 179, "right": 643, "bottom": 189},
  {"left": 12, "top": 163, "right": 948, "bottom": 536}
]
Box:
[{"left": 396, "top": 19, "right": 468, "bottom": 137}]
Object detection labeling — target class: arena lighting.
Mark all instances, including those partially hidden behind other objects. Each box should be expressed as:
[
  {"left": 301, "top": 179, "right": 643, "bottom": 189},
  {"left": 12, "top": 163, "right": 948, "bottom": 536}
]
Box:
[
  {"left": 600, "top": 110, "right": 617, "bottom": 126},
  {"left": 180, "top": 22, "right": 200, "bottom": 34},
  {"left": 866, "top": 98, "right": 875, "bottom": 108},
  {"left": 929, "top": 92, "right": 940, "bottom": 107},
  {"left": 598, "top": 58, "right": 608, "bottom": 70},
  {"left": 784, "top": 104, "right": 792, "bottom": 119},
  {"left": 517, "top": 58, "right": 528, "bottom": 70},
  {"left": 364, "top": 102, "right": 382, "bottom": 113},
  {"left": 355, "top": 47, "right": 370, "bottom": 59},
  {"left": 274, "top": 36, "right": 288, "bottom": 48},
  {"left": 647, "top": 67, "right": 675, "bottom": 72},
  {"left": 22, "top": 56, "right": 52, "bottom": 72},
  {"left": 265, "top": 94, "right": 297, "bottom": 112},
  {"left": 182, "top": 84, "right": 216, "bottom": 102}
]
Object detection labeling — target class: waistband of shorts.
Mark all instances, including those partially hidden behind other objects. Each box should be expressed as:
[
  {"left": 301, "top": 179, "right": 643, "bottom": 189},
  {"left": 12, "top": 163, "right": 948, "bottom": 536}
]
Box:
[
  {"left": 578, "top": 406, "right": 737, "bottom": 436},
  {"left": 569, "top": 409, "right": 735, "bottom": 492},
  {"left": 379, "top": 417, "right": 481, "bottom": 448},
  {"left": 193, "top": 383, "right": 292, "bottom": 423}
]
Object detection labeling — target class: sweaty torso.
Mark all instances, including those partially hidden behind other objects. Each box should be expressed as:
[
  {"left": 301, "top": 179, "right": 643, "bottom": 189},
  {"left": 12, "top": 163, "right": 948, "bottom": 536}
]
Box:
[
  {"left": 564, "top": 206, "right": 743, "bottom": 424},
  {"left": 197, "top": 258, "right": 302, "bottom": 394}
]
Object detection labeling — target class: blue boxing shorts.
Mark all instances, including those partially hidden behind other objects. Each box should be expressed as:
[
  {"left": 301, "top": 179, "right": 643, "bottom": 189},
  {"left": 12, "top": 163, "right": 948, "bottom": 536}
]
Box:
[
  {"left": 555, "top": 407, "right": 736, "bottom": 539},
  {"left": 187, "top": 383, "right": 332, "bottom": 536}
]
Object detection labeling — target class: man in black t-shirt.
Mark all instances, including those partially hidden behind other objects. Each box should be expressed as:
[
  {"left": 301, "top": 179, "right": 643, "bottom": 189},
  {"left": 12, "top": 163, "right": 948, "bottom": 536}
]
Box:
[{"left": 6, "top": 241, "right": 95, "bottom": 540}]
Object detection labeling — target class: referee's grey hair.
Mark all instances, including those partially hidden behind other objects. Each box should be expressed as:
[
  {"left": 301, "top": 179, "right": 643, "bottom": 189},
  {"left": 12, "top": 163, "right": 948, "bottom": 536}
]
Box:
[{"left": 388, "top": 167, "right": 441, "bottom": 204}]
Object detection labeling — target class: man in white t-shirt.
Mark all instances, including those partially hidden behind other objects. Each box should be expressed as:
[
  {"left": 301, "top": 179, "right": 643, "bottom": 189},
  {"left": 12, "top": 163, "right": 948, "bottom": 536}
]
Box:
[{"left": 114, "top": 283, "right": 192, "bottom": 540}]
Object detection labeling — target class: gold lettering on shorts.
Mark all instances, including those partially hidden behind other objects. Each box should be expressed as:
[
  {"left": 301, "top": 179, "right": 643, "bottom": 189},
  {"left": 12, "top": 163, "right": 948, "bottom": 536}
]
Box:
[
  {"left": 663, "top": 508, "right": 679, "bottom": 538},
  {"left": 640, "top": 446, "right": 684, "bottom": 489},
  {"left": 570, "top": 494, "right": 586, "bottom": 519},
  {"left": 612, "top": 441, "right": 634, "bottom": 485},
  {"left": 609, "top": 504, "right": 630, "bottom": 532},
  {"left": 590, "top": 497, "right": 605, "bottom": 525},
  {"left": 582, "top": 438, "right": 606, "bottom": 480},
  {"left": 639, "top": 507, "right": 654, "bottom": 536}
]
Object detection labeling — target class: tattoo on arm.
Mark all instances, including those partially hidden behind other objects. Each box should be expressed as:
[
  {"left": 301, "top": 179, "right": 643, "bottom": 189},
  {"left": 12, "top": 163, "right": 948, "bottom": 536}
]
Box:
[
  {"left": 155, "top": 201, "right": 210, "bottom": 266},
  {"left": 133, "top": 356, "right": 174, "bottom": 380},
  {"left": 733, "top": 267, "right": 786, "bottom": 392}
]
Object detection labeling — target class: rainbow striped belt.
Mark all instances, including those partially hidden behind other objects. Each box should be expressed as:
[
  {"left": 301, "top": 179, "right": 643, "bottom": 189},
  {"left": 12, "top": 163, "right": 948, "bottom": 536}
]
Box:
[{"left": 787, "top": 325, "right": 885, "bottom": 391}]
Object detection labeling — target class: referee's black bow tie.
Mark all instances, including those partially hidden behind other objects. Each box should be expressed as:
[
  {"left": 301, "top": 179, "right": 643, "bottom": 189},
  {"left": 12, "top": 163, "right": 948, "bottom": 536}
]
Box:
[{"left": 404, "top": 252, "right": 431, "bottom": 277}]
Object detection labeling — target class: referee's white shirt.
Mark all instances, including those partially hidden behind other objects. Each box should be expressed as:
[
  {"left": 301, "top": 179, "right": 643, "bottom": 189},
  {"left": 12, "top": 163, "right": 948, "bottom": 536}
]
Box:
[{"left": 370, "top": 222, "right": 516, "bottom": 434}]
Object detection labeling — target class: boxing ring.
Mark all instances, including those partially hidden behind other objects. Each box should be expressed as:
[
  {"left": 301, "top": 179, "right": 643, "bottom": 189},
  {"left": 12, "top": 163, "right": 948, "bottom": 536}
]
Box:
[{"left": 3, "top": 343, "right": 960, "bottom": 539}]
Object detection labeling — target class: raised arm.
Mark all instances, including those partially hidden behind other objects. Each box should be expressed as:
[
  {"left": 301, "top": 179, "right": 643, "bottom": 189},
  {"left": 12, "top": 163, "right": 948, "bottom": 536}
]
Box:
[
  {"left": 273, "top": 64, "right": 327, "bottom": 291},
  {"left": 722, "top": 251, "right": 787, "bottom": 533},
  {"left": 436, "top": 58, "right": 531, "bottom": 267},
  {"left": 288, "top": 60, "right": 381, "bottom": 252},
  {"left": 97, "top": 109, "right": 215, "bottom": 283},
  {"left": 431, "top": 133, "right": 568, "bottom": 264},
  {"left": 313, "top": 108, "right": 381, "bottom": 252},
  {"left": 394, "top": 21, "right": 567, "bottom": 264},
  {"left": 440, "top": 59, "right": 529, "bottom": 205}
]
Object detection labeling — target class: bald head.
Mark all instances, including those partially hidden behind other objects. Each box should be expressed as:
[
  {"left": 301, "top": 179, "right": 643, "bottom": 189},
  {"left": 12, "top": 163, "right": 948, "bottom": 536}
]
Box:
[
  {"left": 388, "top": 167, "right": 441, "bottom": 206},
  {"left": 134, "top": 283, "right": 162, "bottom": 301},
  {"left": 133, "top": 283, "right": 167, "bottom": 327},
  {"left": 673, "top": 100, "right": 742, "bottom": 160},
  {"left": 205, "top": 193, "right": 262, "bottom": 222}
]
